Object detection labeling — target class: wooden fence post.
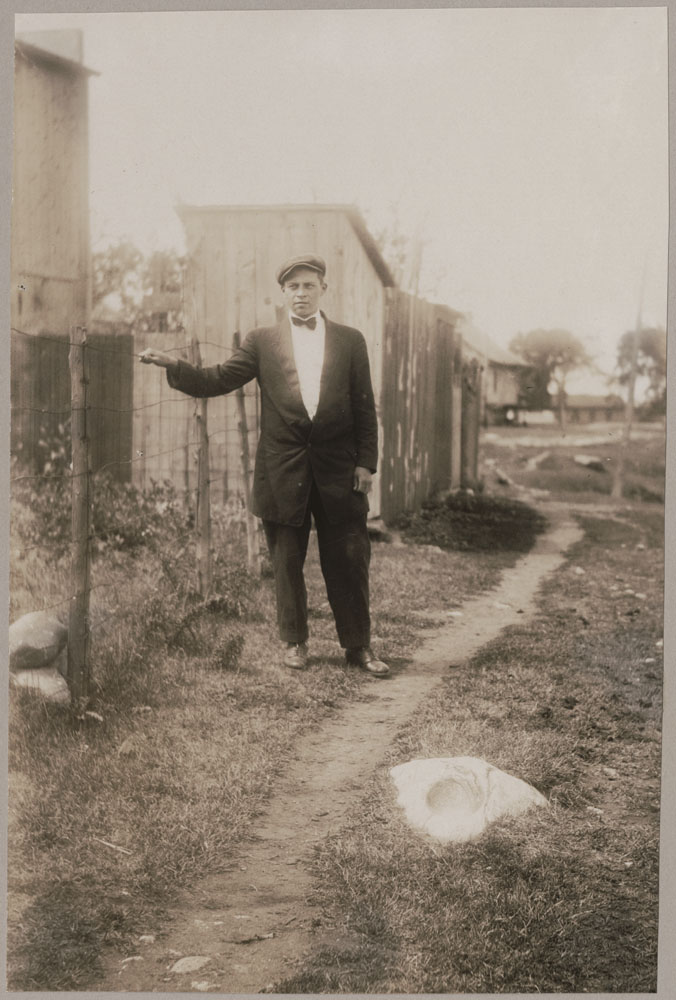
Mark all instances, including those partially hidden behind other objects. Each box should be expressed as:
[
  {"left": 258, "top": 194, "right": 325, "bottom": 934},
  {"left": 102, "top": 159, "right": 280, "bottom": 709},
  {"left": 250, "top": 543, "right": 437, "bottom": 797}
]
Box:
[
  {"left": 461, "top": 358, "right": 482, "bottom": 490},
  {"left": 233, "top": 331, "right": 260, "bottom": 574},
  {"left": 68, "top": 324, "right": 91, "bottom": 709},
  {"left": 190, "top": 337, "right": 212, "bottom": 596}
]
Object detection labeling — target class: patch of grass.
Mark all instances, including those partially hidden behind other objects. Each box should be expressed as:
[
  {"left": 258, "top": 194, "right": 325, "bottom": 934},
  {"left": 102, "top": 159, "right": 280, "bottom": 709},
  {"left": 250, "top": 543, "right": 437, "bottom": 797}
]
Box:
[
  {"left": 8, "top": 485, "right": 525, "bottom": 990},
  {"left": 276, "top": 506, "right": 662, "bottom": 994}
]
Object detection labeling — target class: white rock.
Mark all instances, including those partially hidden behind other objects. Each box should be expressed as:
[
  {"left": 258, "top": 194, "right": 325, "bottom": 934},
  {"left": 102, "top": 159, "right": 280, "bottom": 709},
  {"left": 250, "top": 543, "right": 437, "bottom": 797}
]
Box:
[
  {"left": 573, "top": 566, "right": 586, "bottom": 576},
  {"left": 9, "top": 611, "right": 67, "bottom": 671},
  {"left": 10, "top": 667, "right": 70, "bottom": 703},
  {"left": 390, "top": 757, "right": 548, "bottom": 844},
  {"left": 192, "top": 982, "right": 213, "bottom": 992},
  {"left": 170, "top": 956, "right": 211, "bottom": 974},
  {"left": 574, "top": 454, "right": 605, "bottom": 471}
]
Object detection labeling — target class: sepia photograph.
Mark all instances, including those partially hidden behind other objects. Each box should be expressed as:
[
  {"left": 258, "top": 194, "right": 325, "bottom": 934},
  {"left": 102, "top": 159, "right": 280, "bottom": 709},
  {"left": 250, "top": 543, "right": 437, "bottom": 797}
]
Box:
[{"left": 6, "top": 4, "right": 670, "bottom": 996}]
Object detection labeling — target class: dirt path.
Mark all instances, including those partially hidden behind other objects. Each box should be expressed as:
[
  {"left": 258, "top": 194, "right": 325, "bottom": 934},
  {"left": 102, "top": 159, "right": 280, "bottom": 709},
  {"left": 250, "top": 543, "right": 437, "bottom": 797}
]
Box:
[{"left": 96, "top": 507, "right": 582, "bottom": 994}]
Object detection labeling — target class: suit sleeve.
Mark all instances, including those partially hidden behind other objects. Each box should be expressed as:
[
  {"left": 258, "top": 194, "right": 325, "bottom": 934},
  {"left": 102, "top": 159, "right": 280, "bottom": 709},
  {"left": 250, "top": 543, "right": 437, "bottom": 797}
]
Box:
[
  {"left": 351, "top": 332, "right": 379, "bottom": 473},
  {"left": 166, "top": 332, "right": 259, "bottom": 397}
]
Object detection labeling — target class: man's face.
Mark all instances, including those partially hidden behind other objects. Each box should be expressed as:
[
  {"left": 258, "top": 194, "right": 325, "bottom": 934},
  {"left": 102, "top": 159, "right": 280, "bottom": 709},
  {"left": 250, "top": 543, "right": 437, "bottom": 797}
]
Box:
[{"left": 281, "top": 268, "right": 326, "bottom": 318}]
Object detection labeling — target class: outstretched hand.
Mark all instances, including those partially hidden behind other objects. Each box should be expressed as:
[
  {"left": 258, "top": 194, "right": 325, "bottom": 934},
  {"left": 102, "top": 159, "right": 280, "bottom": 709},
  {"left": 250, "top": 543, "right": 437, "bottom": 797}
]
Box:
[
  {"left": 138, "top": 348, "right": 176, "bottom": 368},
  {"left": 353, "top": 466, "right": 373, "bottom": 494}
]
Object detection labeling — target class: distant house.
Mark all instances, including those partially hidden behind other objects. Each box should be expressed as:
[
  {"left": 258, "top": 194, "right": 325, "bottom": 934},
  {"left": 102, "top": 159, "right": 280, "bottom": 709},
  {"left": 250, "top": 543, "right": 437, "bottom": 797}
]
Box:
[
  {"left": 562, "top": 394, "right": 625, "bottom": 424},
  {"left": 457, "top": 317, "right": 529, "bottom": 425}
]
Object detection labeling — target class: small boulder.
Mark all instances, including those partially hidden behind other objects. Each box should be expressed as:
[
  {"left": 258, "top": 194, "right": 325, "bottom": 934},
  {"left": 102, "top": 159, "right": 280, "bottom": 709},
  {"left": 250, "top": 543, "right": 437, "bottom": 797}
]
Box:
[
  {"left": 574, "top": 454, "right": 607, "bottom": 473},
  {"left": 9, "top": 612, "right": 67, "bottom": 672},
  {"left": 170, "top": 956, "right": 211, "bottom": 975},
  {"left": 390, "top": 756, "right": 548, "bottom": 844},
  {"left": 10, "top": 667, "right": 70, "bottom": 704}
]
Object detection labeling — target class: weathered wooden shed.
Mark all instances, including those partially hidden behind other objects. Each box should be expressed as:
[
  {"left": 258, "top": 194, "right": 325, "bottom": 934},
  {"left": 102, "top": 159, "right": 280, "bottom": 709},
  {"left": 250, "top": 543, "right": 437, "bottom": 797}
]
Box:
[
  {"left": 11, "top": 33, "right": 132, "bottom": 477},
  {"left": 134, "top": 204, "right": 396, "bottom": 514},
  {"left": 12, "top": 32, "right": 93, "bottom": 336},
  {"left": 134, "top": 203, "right": 478, "bottom": 521}
]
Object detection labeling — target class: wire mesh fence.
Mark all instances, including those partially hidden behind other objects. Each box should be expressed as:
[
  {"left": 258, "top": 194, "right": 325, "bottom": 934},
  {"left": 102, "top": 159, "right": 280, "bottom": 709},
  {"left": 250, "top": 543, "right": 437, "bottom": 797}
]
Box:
[{"left": 10, "top": 324, "right": 261, "bottom": 708}]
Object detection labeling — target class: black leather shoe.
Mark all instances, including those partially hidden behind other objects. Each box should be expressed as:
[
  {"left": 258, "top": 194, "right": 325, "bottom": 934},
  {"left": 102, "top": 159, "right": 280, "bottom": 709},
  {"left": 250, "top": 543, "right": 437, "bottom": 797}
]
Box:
[
  {"left": 283, "top": 642, "right": 308, "bottom": 670},
  {"left": 345, "top": 647, "right": 389, "bottom": 677}
]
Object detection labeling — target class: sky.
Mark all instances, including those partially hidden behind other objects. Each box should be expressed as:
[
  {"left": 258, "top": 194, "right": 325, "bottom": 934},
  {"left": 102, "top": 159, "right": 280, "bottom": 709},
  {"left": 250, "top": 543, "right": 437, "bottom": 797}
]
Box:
[{"left": 14, "top": 8, "right": 669, "bottom": 393}]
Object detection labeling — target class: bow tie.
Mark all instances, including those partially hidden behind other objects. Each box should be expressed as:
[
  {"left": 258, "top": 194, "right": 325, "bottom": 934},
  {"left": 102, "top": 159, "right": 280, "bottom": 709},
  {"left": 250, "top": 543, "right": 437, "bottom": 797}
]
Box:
[{"left": 291, "top": 315, "right": 317, "bottom": 330}]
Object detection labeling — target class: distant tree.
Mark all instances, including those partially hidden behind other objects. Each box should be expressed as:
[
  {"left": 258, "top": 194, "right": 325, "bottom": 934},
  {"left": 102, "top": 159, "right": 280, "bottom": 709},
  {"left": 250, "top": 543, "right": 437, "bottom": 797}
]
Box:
[
  {"left": 92, "top": 241, "right": 185, "bottom": 332},
  {"left": 616, "top": 326, "right": 666, "bottom": 417},
  {"left": 92, "top": 240, "right": 144, "bottom": 323},
  {"left": 509, "top": 328, "right": 593, "bottom": 427}
]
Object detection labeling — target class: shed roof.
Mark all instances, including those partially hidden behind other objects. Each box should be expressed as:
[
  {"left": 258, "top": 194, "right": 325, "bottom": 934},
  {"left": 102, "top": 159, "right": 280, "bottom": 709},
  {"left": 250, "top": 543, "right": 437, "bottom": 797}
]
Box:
[
  {"left": 458, "top": 316, "right": 526, "bottom": 366},
  {"left": 175, "top": 203, "right": 395, "bottom": 288},
  {"left": 15, "top": 36, "right": 99, "bottom": 77}
]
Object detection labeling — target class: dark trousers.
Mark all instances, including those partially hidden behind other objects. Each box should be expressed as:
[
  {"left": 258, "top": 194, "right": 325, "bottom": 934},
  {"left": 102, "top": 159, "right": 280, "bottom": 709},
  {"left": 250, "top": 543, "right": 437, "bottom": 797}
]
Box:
[{"left": 262, "top": 481, "right": 371, "bottom": 649}]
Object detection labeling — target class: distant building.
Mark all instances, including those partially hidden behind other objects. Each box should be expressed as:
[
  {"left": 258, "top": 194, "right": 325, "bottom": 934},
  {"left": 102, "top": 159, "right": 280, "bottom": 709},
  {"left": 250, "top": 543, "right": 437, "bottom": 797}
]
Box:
[
  {"left": 561, "top": 394, "right": 625, "bottom": 424},
  {"left": 457, "top": 317, "right": 529, "bottom": 425}
]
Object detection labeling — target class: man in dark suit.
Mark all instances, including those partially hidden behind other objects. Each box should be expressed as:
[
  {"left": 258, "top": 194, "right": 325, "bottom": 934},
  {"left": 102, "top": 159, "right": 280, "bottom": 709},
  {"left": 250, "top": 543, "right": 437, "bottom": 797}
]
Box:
[{"left": 139, "top": 253, "right": 389, "bottom": 676}]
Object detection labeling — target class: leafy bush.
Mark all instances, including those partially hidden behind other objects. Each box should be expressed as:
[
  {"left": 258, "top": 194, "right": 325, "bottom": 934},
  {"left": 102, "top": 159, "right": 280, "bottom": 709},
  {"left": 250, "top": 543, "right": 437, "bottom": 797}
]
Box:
[
  {"left": 397, "top": 490, "right": 547, "bottom": 552},
  {"left": 12, "top": 464, "right": 193, "bottom": 561},
  {"left": 92, "top": 476, "right": 192, "bottom": 554}
]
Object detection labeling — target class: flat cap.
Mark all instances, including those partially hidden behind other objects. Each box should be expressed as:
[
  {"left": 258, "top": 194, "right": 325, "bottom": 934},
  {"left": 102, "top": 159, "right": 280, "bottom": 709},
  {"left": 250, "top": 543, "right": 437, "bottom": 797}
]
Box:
[{"left": 276, "top": 253, "right": 327, "bottom": 286}]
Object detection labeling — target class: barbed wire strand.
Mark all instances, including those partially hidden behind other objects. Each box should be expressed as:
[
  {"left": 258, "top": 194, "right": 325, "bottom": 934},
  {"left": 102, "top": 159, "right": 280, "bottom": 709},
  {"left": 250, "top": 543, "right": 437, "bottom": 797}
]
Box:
[{"left": 11, "top": 327, "right": 242, "bottom": 362}]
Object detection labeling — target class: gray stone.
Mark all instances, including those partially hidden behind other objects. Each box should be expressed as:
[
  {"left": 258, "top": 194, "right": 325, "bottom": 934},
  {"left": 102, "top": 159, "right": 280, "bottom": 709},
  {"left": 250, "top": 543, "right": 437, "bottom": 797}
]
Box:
[
  {"left": 10, "top": 666, "right": 70, "bottom": 704},
  {"left": 169, "top": 956, "right": 211, "bottom": 974},
  {"left": 574, "top": 454, "right": 607, "bottom": 473},
  {"left": 9, "top": 611, "right": 67, "bottom": 672},
  {"left": 390, "top": 756, "right": 548, "bottom": 844}
]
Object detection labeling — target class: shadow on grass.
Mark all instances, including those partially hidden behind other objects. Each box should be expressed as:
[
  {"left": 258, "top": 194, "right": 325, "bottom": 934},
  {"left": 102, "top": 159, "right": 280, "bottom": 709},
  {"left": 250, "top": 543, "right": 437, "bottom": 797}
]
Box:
[{"left": 396, "top": 491, "right": 547, "bottom": 553}]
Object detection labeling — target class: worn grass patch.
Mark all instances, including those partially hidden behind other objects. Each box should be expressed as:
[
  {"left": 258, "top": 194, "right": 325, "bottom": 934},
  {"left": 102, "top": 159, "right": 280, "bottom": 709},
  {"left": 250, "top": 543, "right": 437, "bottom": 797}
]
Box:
[
  {"left": 276, "top": 505, "right": 663, "bottom": 994},
  {"left": 8, "top": 489, "right": 527, "bottom": 991},
  {"left": 481, "top": 423, "right": 665, "bottom": 504}
]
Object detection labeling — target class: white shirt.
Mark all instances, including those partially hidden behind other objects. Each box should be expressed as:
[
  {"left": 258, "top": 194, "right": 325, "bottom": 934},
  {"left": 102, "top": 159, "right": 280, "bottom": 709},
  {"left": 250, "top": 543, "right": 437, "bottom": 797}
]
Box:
[{"left": 289, "top": 310, "right": 325, "bottom": 419}]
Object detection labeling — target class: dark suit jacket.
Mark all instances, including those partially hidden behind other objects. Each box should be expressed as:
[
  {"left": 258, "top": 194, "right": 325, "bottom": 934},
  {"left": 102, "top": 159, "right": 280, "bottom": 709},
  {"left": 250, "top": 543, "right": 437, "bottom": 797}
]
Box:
[{"left": 166, "top": 313, "right": 378, "bottom": 526}]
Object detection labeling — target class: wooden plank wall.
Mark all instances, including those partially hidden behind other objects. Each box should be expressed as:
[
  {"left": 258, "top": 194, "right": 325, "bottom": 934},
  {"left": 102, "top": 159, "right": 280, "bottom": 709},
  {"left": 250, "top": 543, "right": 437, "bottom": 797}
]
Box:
[
  {"left": 10, "top": 327, "right": 134, "bottom": 481},
  {"left": 12, "top": 53, "right": 89, "bottom": 335},
  {"left": 87, "top": 328, "right": 134, "bottom": 482},
  {"left": 10, "top": 330, "right": 70, "bottom": 472},
  {"left": 379, "top": 289, "right": 459, "bottom": 521}
]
